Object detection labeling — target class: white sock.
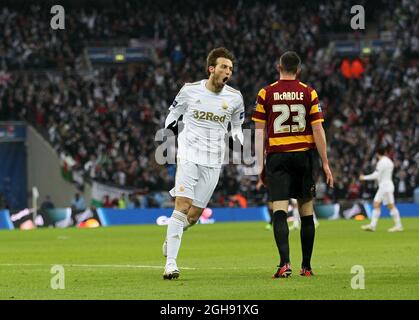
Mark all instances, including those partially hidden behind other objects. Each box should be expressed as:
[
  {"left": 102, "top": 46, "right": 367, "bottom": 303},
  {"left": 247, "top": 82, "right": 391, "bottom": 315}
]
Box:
[
  {"left": 390, "top": 207, "right": 402, "bottom": 228},
  {"left": 370, "top": 209, "right": 381, "bottom": 228},
  {"left": 166, "top": 210, "right": 188, "bottom": 265}
]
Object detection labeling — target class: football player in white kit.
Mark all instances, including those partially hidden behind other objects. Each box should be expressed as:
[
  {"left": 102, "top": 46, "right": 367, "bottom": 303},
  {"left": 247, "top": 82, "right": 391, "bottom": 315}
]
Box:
[
  {"left": 360, "top": 147, "right": 403, "bottom": 232},
  {"left": 162, "top": 48, "right": 245, "bottom": 279}
]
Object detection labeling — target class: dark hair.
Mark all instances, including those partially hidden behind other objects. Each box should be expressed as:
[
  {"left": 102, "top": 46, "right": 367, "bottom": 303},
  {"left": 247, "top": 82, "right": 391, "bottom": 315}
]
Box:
[
  {"left": 279, "top": 51, "right": 301, "bottom": 74},
  {"left": 376, "top": 146, "right": 387, "bottom": 156},
  {"left": 206, "top": 47, "right": 235, "bottom": 76}
]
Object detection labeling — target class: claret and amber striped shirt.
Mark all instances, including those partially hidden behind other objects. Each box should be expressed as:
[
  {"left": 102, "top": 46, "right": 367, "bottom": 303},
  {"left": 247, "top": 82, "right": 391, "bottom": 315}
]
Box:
[{"left": 251, "top": 79, "right": 324, "bottom": 154}]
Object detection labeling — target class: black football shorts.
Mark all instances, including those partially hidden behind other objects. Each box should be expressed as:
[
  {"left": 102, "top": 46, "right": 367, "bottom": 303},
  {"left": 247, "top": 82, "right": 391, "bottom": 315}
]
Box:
[{"left": 266, "top": 149, "right": 317, "bottom": 201}]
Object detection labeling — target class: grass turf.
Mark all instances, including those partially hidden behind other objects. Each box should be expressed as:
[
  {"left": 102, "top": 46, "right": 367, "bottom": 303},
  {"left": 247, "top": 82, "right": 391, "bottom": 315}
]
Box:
[{"left": 0, "top": 218, "right": 418, "bottom": 300}]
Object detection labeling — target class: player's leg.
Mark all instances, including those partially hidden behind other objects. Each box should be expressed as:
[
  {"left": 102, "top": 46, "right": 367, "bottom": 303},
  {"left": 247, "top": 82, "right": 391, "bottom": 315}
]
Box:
[
  {"left": 189, "top": 164, "right": 221, "bottom": 224},
  {"left": 164, "top": 196, "right": 192, "bottom": 279},
  {"left": 271, "top": 199, "right": 292, "bottom": 277},
  {"left": 362, "top": 189, "right": 382, "bottom": 231},
  {"left": 164, "top": 160, "right": 198, "bottom": 279},
  {"left": 297, "top": 198, "right": 315, "bottom": 276},
  {"left": 268, "top": 153, "right": 293, "bottom": 278},
  {"left": 289, "top": 198, "right": 300, "bottom": 230},
  {"left": 266, "top": 201, "right": 273, "bottom": 230},
  {"left": 385, "top": 193, "right": 403, "bottom": 232},
  {"left": 186, "top": 205, "right": 204, "bottom": 229},
  {"left": 294, "top": 150, "right": 317, "bottom": 276},
  {"left": 361, "top": 200, "right": 381, "bottom": 231}
]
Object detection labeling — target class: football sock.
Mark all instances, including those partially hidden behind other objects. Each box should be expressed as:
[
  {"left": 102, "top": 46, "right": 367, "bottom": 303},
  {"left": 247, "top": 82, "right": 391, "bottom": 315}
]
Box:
[
  {"left": 390, "top": 207, "right": 402, "bottom": 227},
  {"left": 370, "top": 208, "right": 381, "bottom": 228},
  {"left": 300, "top": 215, "right": 315, "bottom": 269},
  {"left": 273, "top": 210, "right": 290, "bottom": 266},
  {"left": 166, "top": 210, "right": 188, "bottom": 265}
]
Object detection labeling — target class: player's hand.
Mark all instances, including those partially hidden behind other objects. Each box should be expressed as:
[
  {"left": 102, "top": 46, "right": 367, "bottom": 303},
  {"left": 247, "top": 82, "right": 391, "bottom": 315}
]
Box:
[
  {"left": 166, "top": 120, "right": 179, "bottom": 136},
  {"left": 323, "top": 163, "right": 334, "bottom": 188},
  {"left": 359, "top": 175, "right": 365, "bottom": 181},
  {"left": 256, "top": 178, "right": 264, "bottom": 191},
  {"left": 257, "top": 166, "right": 267, "bottom": 189}
]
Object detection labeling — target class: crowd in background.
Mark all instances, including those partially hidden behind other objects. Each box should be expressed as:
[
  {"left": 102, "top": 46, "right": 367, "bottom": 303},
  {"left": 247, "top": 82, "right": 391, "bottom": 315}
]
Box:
[{"left": 0, "top": 0, "right": 417, "bottom": 208}]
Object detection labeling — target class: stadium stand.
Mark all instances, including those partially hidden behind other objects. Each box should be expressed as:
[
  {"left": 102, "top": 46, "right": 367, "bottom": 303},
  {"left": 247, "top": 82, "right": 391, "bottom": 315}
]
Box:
[{"left": 0, "top": 0, "right": 417, "bottom": 208}]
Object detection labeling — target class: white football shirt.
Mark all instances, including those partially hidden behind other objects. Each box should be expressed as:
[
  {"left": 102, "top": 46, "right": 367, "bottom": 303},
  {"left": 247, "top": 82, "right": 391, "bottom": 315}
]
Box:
[
  {"left": 166, "top": 80, "right": 245, "bottom": 168},
  {"left": 363, "top": 156, "right": 395, "bottom": 192}
]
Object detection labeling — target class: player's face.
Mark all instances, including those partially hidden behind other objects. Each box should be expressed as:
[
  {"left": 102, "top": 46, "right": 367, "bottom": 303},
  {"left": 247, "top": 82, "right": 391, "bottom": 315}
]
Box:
[{"left": 211, "top": 57, "right": 233, "bottom": 89}]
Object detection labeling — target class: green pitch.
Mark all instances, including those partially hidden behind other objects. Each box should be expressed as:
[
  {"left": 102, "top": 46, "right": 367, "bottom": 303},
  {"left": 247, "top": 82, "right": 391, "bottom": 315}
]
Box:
[{"left": 0, "top": 218, "right": 418, "bottom": 300}]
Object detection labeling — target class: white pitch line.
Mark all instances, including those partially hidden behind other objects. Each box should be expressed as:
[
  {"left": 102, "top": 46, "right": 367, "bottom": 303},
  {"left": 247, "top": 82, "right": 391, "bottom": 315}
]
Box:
[
  {"left": 0, "top": 263, "right": 196, "bottom": 270},
  {"left": 0, "top": 264, "right": 272, "bottom": 271}
]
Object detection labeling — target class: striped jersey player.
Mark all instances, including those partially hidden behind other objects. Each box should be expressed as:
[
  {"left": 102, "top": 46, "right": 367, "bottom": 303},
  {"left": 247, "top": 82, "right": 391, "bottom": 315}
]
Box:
[
  {"left": 252, "top": 51, "right": 333, "bottom": 278},
  {"left": 252, "top": 78, "right": 324, "bottom": 153}
]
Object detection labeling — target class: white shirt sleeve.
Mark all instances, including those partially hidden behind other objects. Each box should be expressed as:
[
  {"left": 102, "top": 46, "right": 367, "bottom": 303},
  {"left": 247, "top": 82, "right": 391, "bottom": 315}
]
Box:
[
  {"left": 363, "top": 161, "right": 382, "bottom": 181},
  {"left": 165, "top": 86, "right": 188, "bottom": 128},
  {"left": 230, "top": 95, "right": 245, "bottom": 144},
  {"left": 231, "top": 95, "right": 245, "bottom": 127},
  {"left": 363, "top": 171, "right": 379, "bottom": 181}
]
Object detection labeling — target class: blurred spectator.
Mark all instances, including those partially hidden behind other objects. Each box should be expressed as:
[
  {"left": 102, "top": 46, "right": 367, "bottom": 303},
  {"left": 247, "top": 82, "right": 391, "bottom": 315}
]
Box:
[
  {"left": 118, "top": 193, "right": 127, "bottom": 209},
  {"left": 71, "top": 193, "right": 86, "bottom": 211},
  {"left": 40, "top": 195, "right": 55, "bottom": 211},
  {"left": 102, "top": 195, "right": 113, "bottom": 208}
]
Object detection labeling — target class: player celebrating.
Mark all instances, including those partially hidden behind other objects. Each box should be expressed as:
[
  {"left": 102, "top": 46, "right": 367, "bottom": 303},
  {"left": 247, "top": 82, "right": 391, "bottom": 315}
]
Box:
[
  {"left": 162, "top": 47, "right": 245, "bottom": 279},
  {"left": 360, "top": 147, "right": 403, "bottom": 232},
  {"left": 252, "top": 51, "right": 333, "bottom": 278}
]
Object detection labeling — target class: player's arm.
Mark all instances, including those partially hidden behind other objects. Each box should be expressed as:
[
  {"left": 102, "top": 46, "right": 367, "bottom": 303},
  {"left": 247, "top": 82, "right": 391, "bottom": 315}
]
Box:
[
  {"left": 360, "top": 171, "right": 379, "bottom": 181},
  {"left": 309, "top": 89, "right": 333, "bottom": 188},
  {"left": 165, "top": 86, "right": 188, "bottom": 134},
  {"left": 312, "top": 122, "right": 333, "bottom": 188},
  {"left": 360, "top": 162, "right": 382, "bottom": 181},
  {"left": 230, "top": 95, "right": 245, "bottom": 145},
  {"left": 255, "top": 121, "right": 266, "bottom": 181},
  {"left": 252, "top": 88, "right": 267, "bottom": 177}
]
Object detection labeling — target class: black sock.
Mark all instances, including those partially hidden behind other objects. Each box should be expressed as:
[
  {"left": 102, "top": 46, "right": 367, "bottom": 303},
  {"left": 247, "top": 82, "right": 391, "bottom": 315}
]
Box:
[
  {"left": 268, "top": 208, "right": 274, "bottom": 225},
  {"left": 272, "top": 210, "right": 290, "bottom": 266},
  {"left": 300, "top": 215, "right": 315, "bottom": 269}
]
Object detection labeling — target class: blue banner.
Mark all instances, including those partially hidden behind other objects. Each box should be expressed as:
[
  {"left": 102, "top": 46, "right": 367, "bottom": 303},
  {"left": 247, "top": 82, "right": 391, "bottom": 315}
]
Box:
[
  {"left": 2, "top": 204, "right": 418, "bottom": 229},
  {"left": 0, "top": 210, "right": 14, "bottom": 230},
  {"left": 97, "top": 204, "right": 419, "bottom": 226},
  {"left": 364, "top": 203, "right": 419, "bottom": 218},
  {"left": 97, "top": 207, "right": 267, "bottom": 226}
]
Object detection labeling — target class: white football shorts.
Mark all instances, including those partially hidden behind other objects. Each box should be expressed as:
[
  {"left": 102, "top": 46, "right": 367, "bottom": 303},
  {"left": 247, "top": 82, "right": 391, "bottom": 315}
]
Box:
[
  {"left": 373, "top": 188, "right": 395, "bottom": 205},
  {"left": 169, "top": 158, "right": 221, "bottom": 208}
]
